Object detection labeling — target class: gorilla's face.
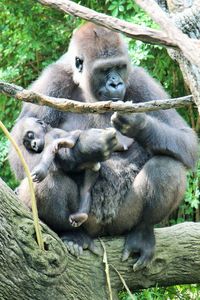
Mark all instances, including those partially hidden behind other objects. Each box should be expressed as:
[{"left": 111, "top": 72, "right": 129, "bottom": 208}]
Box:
[
  {"left": 23, "top": 118, "right": 47, "bottom": 153},
  {"left": 69, "top": 23, "right": 130, "bottom": 102},
  {"left": 89, "top": 58, "right": 128, "bottom": 102},
  {"left": 73, "top": 55, "right": 129, "bottom": 102}
]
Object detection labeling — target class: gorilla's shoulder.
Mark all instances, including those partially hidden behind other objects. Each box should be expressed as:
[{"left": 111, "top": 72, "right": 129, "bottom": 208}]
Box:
[{"left": 126, "top": 66, "right": 169, "bottom": 103}]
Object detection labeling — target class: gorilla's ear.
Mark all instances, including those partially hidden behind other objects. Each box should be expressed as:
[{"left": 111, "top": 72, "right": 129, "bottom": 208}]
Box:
[{"left": 75, "top": 56, "right": 84, "bottom": 73}]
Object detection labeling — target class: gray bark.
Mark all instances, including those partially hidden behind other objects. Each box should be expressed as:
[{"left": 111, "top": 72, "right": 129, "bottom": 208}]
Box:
[
  {"left": 37, "top": 0, "right": 178, "bottom": 48},
  {"left": 166, "top": 0, "right": 200, "bottom": 114},
  {"left": 35, "top": 0, "right": 200, "bottom": 112},
  {"left": 135, "top": 0, "right": 200, "bottom": 69},
  {"left": 0, "top": 81, "right": 194, "bottom": 114},
  {"left": 1, "top": 178, "right": 200, "bottom": 300}
]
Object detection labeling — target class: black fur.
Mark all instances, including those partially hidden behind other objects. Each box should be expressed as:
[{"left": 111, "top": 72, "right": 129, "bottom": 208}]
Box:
[
  {"left": 14, "top": 117, "right": 114, "bottom": 229},
  {"left": 9, "top": 23, "right": 198, "bottom": 270}
]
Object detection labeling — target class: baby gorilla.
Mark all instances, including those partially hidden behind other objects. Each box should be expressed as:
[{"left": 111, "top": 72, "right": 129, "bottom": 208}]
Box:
[
  {"left": 22, "top": 117, "right": 101, "bottom": 227},
  {"left": 22, "top": 117, "right": 133, "bottom": 228}
]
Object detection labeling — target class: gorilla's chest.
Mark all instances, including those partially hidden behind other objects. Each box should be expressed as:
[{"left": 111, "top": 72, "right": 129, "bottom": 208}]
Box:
[
  {"left": 60, "top": 112, "right": 111, "bottom": 131},
  {"left": 60, "top": 113, "right": 92, "bottom": 131}
]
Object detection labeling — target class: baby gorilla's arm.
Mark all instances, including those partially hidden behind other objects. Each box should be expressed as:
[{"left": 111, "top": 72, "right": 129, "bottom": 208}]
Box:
[{"left": 31, "top": 134, "right": 79, "bottom": 183}]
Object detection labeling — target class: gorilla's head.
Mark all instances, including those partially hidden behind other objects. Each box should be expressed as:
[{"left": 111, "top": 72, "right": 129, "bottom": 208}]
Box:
[
  {"left": 21, "top": 117, "right": 47, "bottom": 153},
  {"left": 68, "top": 22, "right": 131, "bottom": 102}
]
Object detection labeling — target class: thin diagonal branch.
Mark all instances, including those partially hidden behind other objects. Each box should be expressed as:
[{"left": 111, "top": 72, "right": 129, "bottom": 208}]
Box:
[{"left": 0, "top": 81, "right": 194, "bottom": 114}]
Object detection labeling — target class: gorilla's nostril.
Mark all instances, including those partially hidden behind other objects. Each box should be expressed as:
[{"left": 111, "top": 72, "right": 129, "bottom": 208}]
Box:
[{"left": 110, "top": 83, "right": 117, "bottom": 88}]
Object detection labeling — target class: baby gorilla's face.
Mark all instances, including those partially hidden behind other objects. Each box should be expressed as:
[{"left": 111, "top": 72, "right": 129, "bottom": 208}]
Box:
[{"left": 23, "top": 118, "right": 46, "bottom": 153}]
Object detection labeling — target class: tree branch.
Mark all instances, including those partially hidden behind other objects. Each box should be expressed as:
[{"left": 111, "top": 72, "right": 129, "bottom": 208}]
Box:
[
  {"left": 165, "top": 0, "right": 200, "bottom": 114},
  {"left": 0, "top": 178, "right": 200, "bottom": 299},
  {"left": 37, "top": 0, "right": 200, "bottom": 68},
  {"left": 135, "top": 0, "right": 200, "bottom": 68},
  {"left": 37, "top": 0, "right": 178, "bottom": 48},
  {"left": 172, "top": 2, "right": 200, "bottom": 37},
  {"left": 0, "top": 81, "right": 194, "bottom": 114}
]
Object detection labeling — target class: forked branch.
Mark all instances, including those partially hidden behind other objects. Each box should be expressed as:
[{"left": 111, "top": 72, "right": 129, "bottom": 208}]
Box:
[{"left": 37, "top": 0, "right": 200, "bottom": 68}]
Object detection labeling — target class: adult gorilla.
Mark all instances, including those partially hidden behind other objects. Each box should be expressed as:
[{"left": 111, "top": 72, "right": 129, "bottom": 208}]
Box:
[{"left": 9, "top": 22, "right": 198, "bottom": 271}]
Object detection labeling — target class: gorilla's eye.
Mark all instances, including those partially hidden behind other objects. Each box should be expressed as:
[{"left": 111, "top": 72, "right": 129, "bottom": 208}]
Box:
[
  {"left": 118, "top": 64, "right": 127, "bottom": 70},
  {"left": 36, "top": 119, "right": 47, "bottom": 130},
  {"left": 36, "top": 119, "right": 44, "bottom": 126},
  {"left": 75, "top": 57, "right": 83, "bottom": 72},
  {"left": 27, "top": 131, "right": 34, "bottom": 139}
]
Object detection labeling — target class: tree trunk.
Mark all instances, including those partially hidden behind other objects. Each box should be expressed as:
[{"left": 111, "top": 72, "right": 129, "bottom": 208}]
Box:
[
  {"left": 166, "top": 0, "right": 200, "bottom": 113},
  {"left": 1, "top": 178, "right": 200, "bottom": 300}
]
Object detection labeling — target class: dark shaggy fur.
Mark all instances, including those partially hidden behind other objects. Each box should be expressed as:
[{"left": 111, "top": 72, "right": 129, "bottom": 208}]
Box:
[{"left": 9, "top": 22, "right": 198, "bottom": 270}]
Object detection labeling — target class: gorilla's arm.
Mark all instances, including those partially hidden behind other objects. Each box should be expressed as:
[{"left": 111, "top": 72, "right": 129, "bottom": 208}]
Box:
[
  {"left": 112, "top": 67, "right": 199, "bottom": 170},
  {"left": 56, "top": 128, "right": 117, "bottom": 172},
  {"left": 18, "top": 58, "right": 77, "bottom": 127},
  {"left": 31, "top": 133, "right": 79, "bottom": 182},
  {"left": 111, "top": 111, "right": 198, "bottom": 169}
]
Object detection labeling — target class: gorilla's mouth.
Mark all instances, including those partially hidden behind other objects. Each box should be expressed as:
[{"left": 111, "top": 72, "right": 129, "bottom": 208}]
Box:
[{"left": 98, "top": 92, "right": 124, "bottom": 102}]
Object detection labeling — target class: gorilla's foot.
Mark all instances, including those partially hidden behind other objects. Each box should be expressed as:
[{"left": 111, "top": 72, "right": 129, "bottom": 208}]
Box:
[
  {"left": 60, "top": 230, "right": 101, "bottom": 257},
  {"left": 69, "top": 212, "right": 88, "bottom": 227},
  {"left": 122, "top": 223, "right": 155, "bottom": 271}
]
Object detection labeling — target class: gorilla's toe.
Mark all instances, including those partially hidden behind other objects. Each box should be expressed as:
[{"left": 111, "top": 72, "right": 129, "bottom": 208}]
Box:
[
  {"left": 122, "top": 223, "right": 155, "bottom": 271},
  {"left": 60, "top": 230, "right": 101, "bottom": 257}
]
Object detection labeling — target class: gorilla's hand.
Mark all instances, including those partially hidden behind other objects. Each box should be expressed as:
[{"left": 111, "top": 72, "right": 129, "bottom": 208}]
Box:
[
  {"left": 74, "top": 128, "right": 118, "bottom": 164},
  {"left": 31, "top": 164, "right": 48, "bottom": 183},
  {"left": 111, "top": 112, "right": 147, "bottom": 138}
]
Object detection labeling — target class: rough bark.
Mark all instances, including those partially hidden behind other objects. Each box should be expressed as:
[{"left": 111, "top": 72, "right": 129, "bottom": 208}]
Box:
[
  {"left": 37, "top": 0, "right": 178, "bottom": 48},
  {"left": 135, "top": 0, "right": 200, "bottom": 68},
  {"left": 1, "top": 1, "right": 200, "bottom": 299},
  {"left": 165, "top": 0, "right": 200, "bottom": 113},
  {"left": 35, "top": 0, "right": 200, "bottom": 113},
  {"left": 0, "top": 81, "right": 194, "bottom": 114},
  {"left": 1, "top": 178, "right": 200, "bottom": 300},
  {"left": 37, "top": 0, "right": 200, "bottom": 68}
]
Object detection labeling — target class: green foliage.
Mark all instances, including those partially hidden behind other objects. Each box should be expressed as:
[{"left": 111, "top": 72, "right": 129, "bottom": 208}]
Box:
[
  {"left": 119, "top": 284, "right": 200, "bottom": 300},
  {"left": 0, "top": 1, "right": 200, "bottom": 298},
  {"left": 185, "top": 164, "right": 200, "bottom": 210},
  {"left": 0, "top": 0, "right": 81, "bottom": 187}
]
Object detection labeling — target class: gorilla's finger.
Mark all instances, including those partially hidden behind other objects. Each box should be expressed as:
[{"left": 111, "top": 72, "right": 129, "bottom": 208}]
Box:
[
  {"left": 106, "top": 132, "right": 118, "bottom": 147},
  {"left": 105, "top": 127, "right": 117, "bottom": 135},
  {"left": 111, "top": 117, "right": 123, "bottom": 132},
  {"left": 88, "top": 242, "right": 102, "bottom": 256},
  {"left": 120, "top": 124, "right": 131, "bottom": 135},
  {"left": 67, "top": 241, "right": 76, "bottom": 256},
  {"left": 78, "top": 246, "right": 83, "bottom": 256},
  {"left": 31, "top": 174, "right": 37, "bottom": 181},
  {"left": 113, "top": 112, "right": 132, "bottom": 127},
  {"left": 73, "top": 243, "right": 81, "bottom": 257},
  {"left": 104, "top": 128, "right": 117, "bottom": 141},
  {"left": 133, "top": 255, "right": 150, "bottom": 272},
  {"left": 103, "top": 150, "right": 110, "bottom": 159},
  {"left": 121, "top": 248, "right": 131, "bottom": 262},
  {"left": 111, "top": 112, "right": 119, "bottom": 123}
]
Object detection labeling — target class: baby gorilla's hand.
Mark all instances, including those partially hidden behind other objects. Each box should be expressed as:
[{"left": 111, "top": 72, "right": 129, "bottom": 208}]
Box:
[
  {"left": 31, "top": 164, "right": 48, "bottom": 183},
  {"left": 74, "top": 128, "right": 117, "bottom": 163},
  {"left": 111, "top": 112, "right": 147, "bottom": 138}
]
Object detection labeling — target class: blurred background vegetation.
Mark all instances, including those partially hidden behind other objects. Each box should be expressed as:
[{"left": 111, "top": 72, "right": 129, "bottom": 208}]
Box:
[{"left": 0, "top": 0, "right": 199, "bottom": 299}]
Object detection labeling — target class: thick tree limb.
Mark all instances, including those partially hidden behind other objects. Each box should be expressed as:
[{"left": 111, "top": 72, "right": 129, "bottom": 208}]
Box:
[
  {"left": 172, "top": 2, "right": 200, "bottom": 37},
  {"left": 37, "top": 0, "right": 178, "bottom": 48},
  {"left": 165, "top": 0, "right": 200, "bottom": 113},
  {"left": 135, "top": 0, "right": 200, "bottom": 68},
  {"left": 37, "top": 0, "right": 200, "bottom": 68},
  {"left": 0, "top": 81, "right": 194, "bottom": 114},
  {"left": 0, "top": 178, "right": 200, "bottom": 300}
]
